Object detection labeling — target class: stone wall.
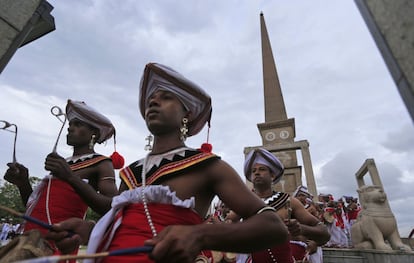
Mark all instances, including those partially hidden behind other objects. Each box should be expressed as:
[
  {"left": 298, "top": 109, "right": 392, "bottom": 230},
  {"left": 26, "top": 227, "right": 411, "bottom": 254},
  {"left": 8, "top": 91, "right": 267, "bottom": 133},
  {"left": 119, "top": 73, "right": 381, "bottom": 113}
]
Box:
[
  {"left": 355, "top": 0, "right": 414, "bottom": 121},
  {"left": 0, "top": 0, "right": 54, "bottom": 73},
  {"left": 324, "top": 248, "right": 414, "bottom": 263}
]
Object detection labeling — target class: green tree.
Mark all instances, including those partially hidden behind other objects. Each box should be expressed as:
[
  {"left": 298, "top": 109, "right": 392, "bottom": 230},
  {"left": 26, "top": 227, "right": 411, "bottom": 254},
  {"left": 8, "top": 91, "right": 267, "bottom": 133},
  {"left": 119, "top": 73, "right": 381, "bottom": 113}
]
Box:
[
  {"left": 0, "top": 177, "right": 40, "bottom": 222},
  {"left": 0, "top": 177, "right": 102, "bottom": 223},
  {"left": 85, "top": 208, "right": 102, "bottom": 222}
]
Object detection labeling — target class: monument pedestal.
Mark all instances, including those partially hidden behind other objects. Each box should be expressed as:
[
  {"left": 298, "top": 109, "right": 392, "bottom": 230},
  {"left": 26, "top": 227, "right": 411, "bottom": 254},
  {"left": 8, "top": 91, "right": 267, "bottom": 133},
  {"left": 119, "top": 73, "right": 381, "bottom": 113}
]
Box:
[{"left": 323, "top": 248, "right": 414, "bottom": 263}]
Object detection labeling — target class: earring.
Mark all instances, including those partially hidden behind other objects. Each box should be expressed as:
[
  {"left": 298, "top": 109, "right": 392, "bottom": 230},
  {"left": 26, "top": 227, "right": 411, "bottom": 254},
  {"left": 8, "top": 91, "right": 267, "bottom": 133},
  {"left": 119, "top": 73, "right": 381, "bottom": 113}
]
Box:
[
  {"left": 180, "top": 117, "right": 188, "bottom": 142},
  {"left": 144, "top": 134, "right": 153, "bottom": 151},
  {"left": 89, "top": 134, "right": 96, "bottom": 150}
]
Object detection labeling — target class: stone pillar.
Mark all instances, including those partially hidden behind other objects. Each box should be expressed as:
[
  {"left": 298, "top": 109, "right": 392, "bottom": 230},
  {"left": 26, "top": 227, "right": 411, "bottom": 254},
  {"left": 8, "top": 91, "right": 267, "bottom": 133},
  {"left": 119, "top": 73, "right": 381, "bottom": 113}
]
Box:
[
  {"left": 300, "top": 142, "right": 318, "bottom": 202},
  {"left": 0, "top": 0, "right": 55, "bottom": 73},
  {"left": 355, "top": 0, "right": 414, "bottom": 122},
  {"left": 355, "top": 158, "right": 384, "bottom": 188}
]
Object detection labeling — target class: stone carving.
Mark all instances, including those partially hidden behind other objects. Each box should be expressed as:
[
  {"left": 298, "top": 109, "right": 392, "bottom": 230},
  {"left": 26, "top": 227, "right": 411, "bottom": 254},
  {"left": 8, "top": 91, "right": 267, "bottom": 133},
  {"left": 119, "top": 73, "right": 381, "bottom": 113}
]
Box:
[
  {"left": 351, "top": 185, "right": 411, "bottom": 251},
  {"left": 351, "top": 159, "right": 411, "bottom": 251}
]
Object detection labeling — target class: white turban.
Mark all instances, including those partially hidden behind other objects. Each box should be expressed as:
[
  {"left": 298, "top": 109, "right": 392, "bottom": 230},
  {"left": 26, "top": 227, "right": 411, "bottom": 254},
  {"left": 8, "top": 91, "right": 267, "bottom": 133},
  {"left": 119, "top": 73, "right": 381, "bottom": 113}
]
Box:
[
  {"left": 293, "top": 185, "right": 312, "bottom": 198},
  {"left": 244, "top": 148, "right": 284, "bottom": 183},
  {"left": 65, "top": 100, "right": 115, "bottom": 143},
  {"left": 139, "top": 63, "right": 212, "bottom": 136}
]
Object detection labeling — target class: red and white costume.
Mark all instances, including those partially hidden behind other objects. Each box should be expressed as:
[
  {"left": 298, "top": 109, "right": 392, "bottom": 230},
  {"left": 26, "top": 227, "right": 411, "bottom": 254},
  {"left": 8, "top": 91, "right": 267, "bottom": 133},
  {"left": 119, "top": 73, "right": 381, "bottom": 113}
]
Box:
[
  {"left": 25, "top": 154, "right": 110, "bottom": 259},
  {"left": 86, "top": 147, "right": 219, "bottom": 263}
]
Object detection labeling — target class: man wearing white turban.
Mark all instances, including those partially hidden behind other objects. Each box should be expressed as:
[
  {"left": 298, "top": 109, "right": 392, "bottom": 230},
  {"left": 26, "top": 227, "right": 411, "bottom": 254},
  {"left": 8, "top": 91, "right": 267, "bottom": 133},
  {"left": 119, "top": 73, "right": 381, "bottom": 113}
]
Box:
[
  {"left": 47, "top": 62, "right": 289, "bottom": 263},
  {"left": 4, "top": 99, "right": 119, "bottom": 260},
  {"left": 242, "top": 148, "right": 330, "bottom": 263}
]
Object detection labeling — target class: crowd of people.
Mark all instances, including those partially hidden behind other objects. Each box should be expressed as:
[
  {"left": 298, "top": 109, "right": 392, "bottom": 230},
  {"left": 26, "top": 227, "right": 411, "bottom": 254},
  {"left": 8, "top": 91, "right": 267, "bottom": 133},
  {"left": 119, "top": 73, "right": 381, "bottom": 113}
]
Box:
[
  {"left": 316, "top": 193, "right": 361, "bottom": 249},
  {"left": 208, "top": 186, "right": 362, "bottom": 263},
  {"left": 0, "top": 218, "right": 21, "bottom": 245},
  {"left": 0, "top": 61, "right": 363, "bottom": 262},
  {"left": 292, "top": 187, "right": 362, "bottom": 249}
]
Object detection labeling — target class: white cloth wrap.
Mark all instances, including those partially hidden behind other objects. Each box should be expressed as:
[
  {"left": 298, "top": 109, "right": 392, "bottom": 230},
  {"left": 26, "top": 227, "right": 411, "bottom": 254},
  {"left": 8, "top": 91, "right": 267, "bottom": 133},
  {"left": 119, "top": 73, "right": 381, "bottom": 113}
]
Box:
[{"left": 85, "top": 185, "right": 195, "bottom": 260}]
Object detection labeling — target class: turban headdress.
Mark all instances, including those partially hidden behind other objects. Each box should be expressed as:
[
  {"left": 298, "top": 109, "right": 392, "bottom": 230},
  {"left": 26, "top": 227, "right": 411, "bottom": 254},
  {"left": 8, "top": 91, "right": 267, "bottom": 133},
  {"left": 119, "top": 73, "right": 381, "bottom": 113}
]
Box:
[
  {"left": 65, "top": 100, "right": 115, "bottom": 144},
  {"left": 139, "top": 62, "right": 212, "bottom": 137},
  {"left": 293, "top": 185, "right": 313, "bottom": 199},
  {"left": 244, "top": 148, "right": 284, "bottom": 183},
  {"left": 65, "top": 99, "right": 124, "bottom": 169}
]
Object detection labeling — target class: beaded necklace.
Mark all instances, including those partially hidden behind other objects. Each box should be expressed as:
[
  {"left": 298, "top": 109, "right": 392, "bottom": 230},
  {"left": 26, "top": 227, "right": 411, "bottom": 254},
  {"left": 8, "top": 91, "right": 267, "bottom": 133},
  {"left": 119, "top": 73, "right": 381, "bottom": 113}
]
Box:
[
  {"left": 139, "top": 147, "right": 189, "bottom": 237},
  {"left": 141, "top": 154, "right": 157, "bottom": 237},
  {"left": 259, "top": 191, "right": 279, "bottom": 262},
  {"left": 139, "top": 153, "right": 210, "bottom": 263}
]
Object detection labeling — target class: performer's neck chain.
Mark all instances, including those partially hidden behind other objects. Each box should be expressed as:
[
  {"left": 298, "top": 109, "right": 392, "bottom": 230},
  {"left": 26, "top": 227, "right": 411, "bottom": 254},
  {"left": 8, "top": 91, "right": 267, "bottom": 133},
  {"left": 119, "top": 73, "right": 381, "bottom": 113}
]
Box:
[
  {"left": 267, "top": 248, "right": 277, "bottom": 263},
  {"left": 141, "top": 155, "right": 157, "bottom": 237}
]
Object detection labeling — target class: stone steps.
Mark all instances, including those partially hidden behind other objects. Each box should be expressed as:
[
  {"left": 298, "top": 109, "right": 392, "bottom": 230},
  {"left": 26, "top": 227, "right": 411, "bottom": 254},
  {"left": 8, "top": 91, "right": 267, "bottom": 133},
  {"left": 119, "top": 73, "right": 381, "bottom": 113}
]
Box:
[{"left": 323, "top": 248, "right": 414, "bottom": 263}]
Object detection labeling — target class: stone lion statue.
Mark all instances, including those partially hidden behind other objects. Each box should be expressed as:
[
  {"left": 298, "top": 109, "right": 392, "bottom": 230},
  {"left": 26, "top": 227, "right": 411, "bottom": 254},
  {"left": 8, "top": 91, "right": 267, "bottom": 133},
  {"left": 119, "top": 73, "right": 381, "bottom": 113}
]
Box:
[{"left": 351, "top": 185, "right": 411, "bottom": 251}]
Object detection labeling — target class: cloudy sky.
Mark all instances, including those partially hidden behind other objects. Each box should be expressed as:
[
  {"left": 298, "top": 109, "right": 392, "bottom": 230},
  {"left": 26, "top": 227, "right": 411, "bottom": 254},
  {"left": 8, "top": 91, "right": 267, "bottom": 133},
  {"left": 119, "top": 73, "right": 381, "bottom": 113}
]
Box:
[{"left": 1, "top": 1, "right": 413, "bottom": 236}]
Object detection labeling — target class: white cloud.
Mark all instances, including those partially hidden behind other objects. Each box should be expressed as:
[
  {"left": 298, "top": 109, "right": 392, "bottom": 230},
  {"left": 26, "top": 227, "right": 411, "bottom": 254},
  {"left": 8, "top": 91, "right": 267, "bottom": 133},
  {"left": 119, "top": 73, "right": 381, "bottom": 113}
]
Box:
[{"left": 1, "top": 0, "right": 413, "bottom": 237}]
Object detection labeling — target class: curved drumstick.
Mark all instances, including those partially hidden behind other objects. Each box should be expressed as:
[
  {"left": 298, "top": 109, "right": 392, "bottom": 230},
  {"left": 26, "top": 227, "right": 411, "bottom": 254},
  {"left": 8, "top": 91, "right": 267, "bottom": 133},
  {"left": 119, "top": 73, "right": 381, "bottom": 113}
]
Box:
[
  {"left": 50, "top": 106, "right": 67, "bottom": 153},
  {"left": 14, "top": 245, "right": 153, "bottom": 263},
  {"left": 0, "top": 120, "right": 18, "bottom": 163},
  {"left": 0, "top": 204, "right": 54, "bottom": 231},
  {"left": 0, "top": 204, "right": 75, "bottom": 238}
]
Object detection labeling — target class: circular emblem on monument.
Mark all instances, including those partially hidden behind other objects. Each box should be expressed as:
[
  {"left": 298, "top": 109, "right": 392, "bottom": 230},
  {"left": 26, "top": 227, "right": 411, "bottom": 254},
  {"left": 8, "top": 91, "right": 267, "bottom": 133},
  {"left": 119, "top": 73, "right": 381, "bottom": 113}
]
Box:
[
  {"left": 265, "top": 131, "right": 276, "bottom": 141},
  {"left": 279, "top": 130, "right": 290, "bottom": 139}
]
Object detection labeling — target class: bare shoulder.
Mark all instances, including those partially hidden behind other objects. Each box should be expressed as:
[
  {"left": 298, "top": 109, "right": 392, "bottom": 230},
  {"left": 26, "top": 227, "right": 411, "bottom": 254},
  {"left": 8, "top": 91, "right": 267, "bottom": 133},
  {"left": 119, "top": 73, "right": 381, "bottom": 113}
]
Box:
[
  {"left": 204, "top": 158, "right": 265, "bottom": 218},
  {"left": 205, "top": 158, "right": 239, "bottom": 179},
  {"left": 95, "top": 158, "right": 115, "bottom": 176}
]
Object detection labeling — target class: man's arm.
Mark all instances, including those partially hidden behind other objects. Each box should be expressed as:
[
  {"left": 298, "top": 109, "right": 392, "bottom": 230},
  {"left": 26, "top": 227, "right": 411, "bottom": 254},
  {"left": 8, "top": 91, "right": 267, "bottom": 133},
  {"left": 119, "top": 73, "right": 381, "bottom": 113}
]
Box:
[
  {"left": 291, "top": 197, "right": 330, "bottom": 246},
  {"left": 145, "top": 159, "right": 289, "bottom": 262},
  {"left": 44, "top": 152, "right": 117, "bottom": 215},
  {"left": 4, "top": 163, "right": 33, "bottom": 206},
  {"left": 208, "top": 160, "right": 289, "bottom": 250}
]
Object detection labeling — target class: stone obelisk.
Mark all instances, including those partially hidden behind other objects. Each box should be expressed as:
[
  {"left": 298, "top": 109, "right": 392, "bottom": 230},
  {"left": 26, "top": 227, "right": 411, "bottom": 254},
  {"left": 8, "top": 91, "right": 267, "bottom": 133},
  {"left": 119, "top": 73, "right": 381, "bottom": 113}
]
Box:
[{"left": 244, "top": 13, "right": 317, "bottom": 198}]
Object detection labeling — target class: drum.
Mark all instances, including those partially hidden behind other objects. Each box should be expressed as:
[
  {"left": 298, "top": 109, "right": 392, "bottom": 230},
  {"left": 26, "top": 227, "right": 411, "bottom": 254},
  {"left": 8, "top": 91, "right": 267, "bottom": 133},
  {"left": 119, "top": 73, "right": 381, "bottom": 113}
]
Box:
[{"left": 0, "top": 229, "right": 54, "bottom": 262}]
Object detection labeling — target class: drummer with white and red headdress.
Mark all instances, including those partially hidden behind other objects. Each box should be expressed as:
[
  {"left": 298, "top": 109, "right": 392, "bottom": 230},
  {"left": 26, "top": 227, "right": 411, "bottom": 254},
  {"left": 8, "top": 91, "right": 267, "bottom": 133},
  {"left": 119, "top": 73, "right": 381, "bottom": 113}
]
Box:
[
  {"left": 3, "top": 99, "right": 121, "bottom": 260},
  {"left": 241, "top": 148, "right": 330, "bottom": 263},
  {"left": 46, "top": 62, "right": 289, "bottom": 263}
]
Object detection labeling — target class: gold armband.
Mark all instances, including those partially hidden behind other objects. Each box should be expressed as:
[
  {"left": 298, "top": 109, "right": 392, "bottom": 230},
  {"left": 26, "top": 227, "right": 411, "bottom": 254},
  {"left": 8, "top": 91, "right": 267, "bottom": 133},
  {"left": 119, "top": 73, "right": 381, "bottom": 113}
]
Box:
[{"left": 256, "top": 206, "right": 276, "bottom": 215}]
